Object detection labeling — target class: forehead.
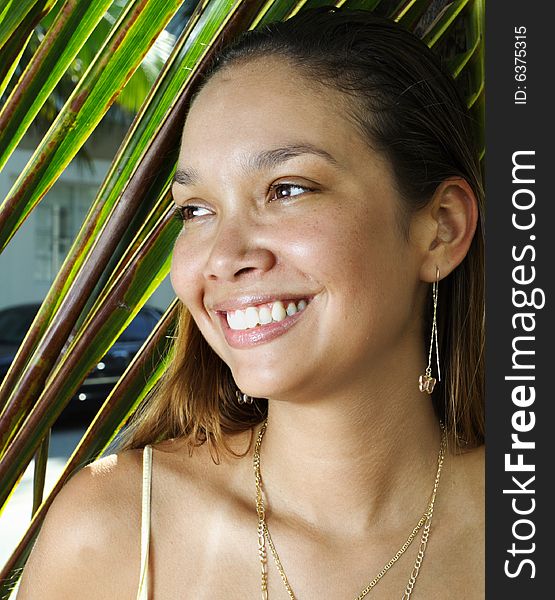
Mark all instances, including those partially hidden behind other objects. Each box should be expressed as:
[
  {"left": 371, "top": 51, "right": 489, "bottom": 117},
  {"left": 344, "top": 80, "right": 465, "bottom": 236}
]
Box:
[{"left": 179, "top": 57, "right": 368, "bottom": 169}]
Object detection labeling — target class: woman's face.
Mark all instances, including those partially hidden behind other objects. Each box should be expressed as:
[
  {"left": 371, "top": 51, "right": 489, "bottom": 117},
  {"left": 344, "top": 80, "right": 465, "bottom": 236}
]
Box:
[{"left": 171, "top": 57, "right": 424, "bottom": 400}]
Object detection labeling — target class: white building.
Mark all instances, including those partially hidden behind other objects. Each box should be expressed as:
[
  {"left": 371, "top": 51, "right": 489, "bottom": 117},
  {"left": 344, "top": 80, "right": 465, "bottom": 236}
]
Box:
[{"left": 0, "top": 119, "right": 175, "bottom": 314}]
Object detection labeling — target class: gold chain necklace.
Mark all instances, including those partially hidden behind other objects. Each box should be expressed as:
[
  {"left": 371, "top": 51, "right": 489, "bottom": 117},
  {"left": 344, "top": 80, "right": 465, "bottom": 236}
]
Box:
[{"left": 253, "top": 419, "right": 447, "bottom": 599}]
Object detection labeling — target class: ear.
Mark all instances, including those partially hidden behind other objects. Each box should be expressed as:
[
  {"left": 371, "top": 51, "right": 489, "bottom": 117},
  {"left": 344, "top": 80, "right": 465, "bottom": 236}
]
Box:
[{"left": 411, "top": 177, "right": 479, "bottom": 283}]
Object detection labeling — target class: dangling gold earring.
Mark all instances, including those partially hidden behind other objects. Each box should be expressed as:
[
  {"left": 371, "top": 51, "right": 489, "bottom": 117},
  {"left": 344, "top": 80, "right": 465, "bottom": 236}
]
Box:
[
  {"left": 236, "top": 388, "right": 254, "bottom": 404},
  {"left": 419, "top": 266, "right": 441, "bottom": 394}
]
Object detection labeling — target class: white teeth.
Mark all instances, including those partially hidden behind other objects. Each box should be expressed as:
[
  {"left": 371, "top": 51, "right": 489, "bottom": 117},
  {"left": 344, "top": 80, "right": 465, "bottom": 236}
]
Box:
[
  {"left": 228, "top": 310, "right": 247, "bottom": 330},
  {"left": 225, "top": 299, "right": 309, "bottom": 331},
  {"left": 271, "top": 301, "right": 287, "bottom": 322},
  {"left": 245, "top": 306, "right": 259, "bottom": 328},
  {"left": 259, "top": 306, "right": 273, "bottom": 324},
  {"left": 286, "top": 302, "right": 297, "bottom": 316}
]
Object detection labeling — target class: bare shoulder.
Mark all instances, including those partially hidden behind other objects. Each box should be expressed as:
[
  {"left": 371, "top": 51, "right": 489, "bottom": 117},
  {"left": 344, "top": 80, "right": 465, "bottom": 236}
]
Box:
[
  {"left": 151, "top": 430, "right": 255, "bottom": 513},
  {"left": 16, "top": 448, "right": 146, "bottom": 600}
]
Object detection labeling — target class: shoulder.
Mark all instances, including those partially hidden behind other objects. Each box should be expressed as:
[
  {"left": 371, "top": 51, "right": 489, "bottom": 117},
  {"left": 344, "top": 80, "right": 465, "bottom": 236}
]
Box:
[
  {"left": 51, "top": 446, "right": 146, "bottom": 542},
  {"left": 16, "top": 448, "right": 147, "bottom": 600},
  {"left": 148, "top": 429, "right": 255, "bottom": 505}
]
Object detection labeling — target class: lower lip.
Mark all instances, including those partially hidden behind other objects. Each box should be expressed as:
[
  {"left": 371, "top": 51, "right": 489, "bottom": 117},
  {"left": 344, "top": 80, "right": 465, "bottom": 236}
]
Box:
[{"left": 218, "top": 304, "right": 310, "bottom": 348}]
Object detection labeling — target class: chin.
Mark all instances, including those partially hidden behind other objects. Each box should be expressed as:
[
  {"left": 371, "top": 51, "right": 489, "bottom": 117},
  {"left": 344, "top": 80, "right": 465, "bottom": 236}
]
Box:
[
  {"left": 232, "top": 364, "right": 300, "bottom": 400},
  {"left": 234, "top": 378, "right": 284, "bottom": 401}
]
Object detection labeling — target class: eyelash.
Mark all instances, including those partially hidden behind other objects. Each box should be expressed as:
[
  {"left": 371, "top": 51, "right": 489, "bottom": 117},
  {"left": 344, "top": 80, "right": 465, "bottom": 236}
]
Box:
[
  {"left": 173, "top": 205, "right": 203, "bottom": 222},
  {"left": 173, "top": 182, "right": 314, "bottom": 223}
]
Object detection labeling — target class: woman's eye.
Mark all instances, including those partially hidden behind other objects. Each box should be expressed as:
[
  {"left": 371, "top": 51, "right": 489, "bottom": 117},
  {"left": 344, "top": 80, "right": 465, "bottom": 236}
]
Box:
[
  {"left": 173, "top": 204, "right": 211, "bottom": 222},
  {"left": 173, "top": 184, "right": 313, "bottom": 223},
  {"left": 269, "top": 183, "right": 313, "bottom": 201}
]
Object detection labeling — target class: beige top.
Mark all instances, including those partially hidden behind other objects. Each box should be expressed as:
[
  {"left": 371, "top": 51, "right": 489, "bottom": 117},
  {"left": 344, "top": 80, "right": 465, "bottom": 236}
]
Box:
[{"left": 137, "top": 444, "right": 152, "bottom": 600}]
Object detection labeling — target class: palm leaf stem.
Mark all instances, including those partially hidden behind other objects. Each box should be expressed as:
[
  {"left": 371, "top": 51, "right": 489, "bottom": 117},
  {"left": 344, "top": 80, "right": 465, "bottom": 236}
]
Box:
[
  {"left": 0, "top": 0, "right": 183, "bottom": 250},
  {"left": 0, "top": 0, "right": 114, "bottom": 171}
]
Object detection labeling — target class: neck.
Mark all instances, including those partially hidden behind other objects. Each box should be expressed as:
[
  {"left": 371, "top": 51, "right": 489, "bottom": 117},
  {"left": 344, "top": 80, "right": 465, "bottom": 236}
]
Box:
[{"left": 254, "top": 350, "right": 443, "bottom": 540}]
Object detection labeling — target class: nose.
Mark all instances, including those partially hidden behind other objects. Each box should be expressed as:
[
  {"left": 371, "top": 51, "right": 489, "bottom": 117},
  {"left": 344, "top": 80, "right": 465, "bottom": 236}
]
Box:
[{"left": 203, "top": 216, "right": 276, "bottom": 282}]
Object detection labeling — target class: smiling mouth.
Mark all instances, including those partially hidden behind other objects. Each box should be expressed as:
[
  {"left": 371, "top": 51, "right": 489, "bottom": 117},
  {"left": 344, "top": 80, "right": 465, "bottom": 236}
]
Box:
[
  {"left": 216, "top": 297, "right": 313, "bottom": 348},
  {"left": 223, "top": 298, "right": 310, "bottom": 330}
]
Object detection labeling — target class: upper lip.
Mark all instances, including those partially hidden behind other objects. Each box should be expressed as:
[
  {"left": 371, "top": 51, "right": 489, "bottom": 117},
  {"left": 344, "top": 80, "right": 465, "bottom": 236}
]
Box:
[{"left": 209, "top": 293, "right": 315, "bottom": 313}]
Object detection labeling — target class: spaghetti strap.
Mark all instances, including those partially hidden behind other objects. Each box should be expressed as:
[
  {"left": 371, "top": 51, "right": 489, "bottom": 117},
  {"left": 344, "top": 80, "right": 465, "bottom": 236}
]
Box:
[{"left": 137, "top": 444, "right": 153, "bottom": 600}]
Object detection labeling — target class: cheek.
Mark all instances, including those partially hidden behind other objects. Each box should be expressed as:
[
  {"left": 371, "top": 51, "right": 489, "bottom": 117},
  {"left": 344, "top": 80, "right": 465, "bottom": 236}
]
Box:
[
  {"left": 310, "top": 206, "right": 412, "bottom": 326},
  {"left": 169, "top": 236, "right": 203, "bottom": 307},
  {"left": 301, "top": 204, "right": 394, "bottom": 286},
  {"left": 170, "top": 242, "right": 222, "bottom": 352}
]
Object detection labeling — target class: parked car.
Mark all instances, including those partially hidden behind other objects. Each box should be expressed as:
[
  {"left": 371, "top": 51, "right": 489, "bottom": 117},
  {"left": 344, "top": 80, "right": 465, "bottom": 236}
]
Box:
[{"left": 0, "top": 302, "right": 163, "bottom": 426}]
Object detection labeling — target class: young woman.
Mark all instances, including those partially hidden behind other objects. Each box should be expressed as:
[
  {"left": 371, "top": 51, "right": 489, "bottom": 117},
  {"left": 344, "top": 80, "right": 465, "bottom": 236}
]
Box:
[{"left": 17, "top": 6, "right": 484, "bottom": 599}]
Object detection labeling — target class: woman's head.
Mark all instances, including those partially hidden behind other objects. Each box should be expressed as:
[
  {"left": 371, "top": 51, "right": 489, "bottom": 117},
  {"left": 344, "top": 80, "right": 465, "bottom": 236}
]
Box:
[{"left": 121, "top": 6, "right": 484, "bottom": 457}]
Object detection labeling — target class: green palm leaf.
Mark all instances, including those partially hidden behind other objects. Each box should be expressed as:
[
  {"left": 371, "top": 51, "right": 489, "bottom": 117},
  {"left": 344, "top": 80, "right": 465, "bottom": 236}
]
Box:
[
  {"left": 0, "top": 0, "right": 52, "bottom": 49},
  {"left": 0, "top": 0, "right": 57, "bottom": 97},
  {"left": 0, "top": 0, "right": 114, "bottom": 171},
  {"left": 394, "top": 0, "right": 434, "bottom": 29},
  {"left": 0, "top": 0, "right": 183, "bottom": 250},
  {"left": 0, "top": 0, "right": 239, "bottom": 422}
]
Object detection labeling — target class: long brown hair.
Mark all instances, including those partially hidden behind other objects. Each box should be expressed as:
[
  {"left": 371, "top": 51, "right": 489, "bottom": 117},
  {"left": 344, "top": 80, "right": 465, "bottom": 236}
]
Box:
[{"left": 117, "top": 6, "right": 485, "bottom": 459}]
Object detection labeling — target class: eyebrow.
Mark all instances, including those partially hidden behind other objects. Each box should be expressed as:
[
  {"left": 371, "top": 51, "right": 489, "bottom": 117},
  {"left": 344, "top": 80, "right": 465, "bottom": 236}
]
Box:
[{"left": 172, "top": 142, "right": 342, "bottom": 187}]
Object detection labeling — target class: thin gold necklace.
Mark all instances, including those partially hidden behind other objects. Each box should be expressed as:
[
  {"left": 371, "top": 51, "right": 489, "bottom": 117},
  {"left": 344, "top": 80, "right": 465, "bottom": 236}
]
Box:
[{"left": 253, "top": 419, "right": 447, "bottom": 599}]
